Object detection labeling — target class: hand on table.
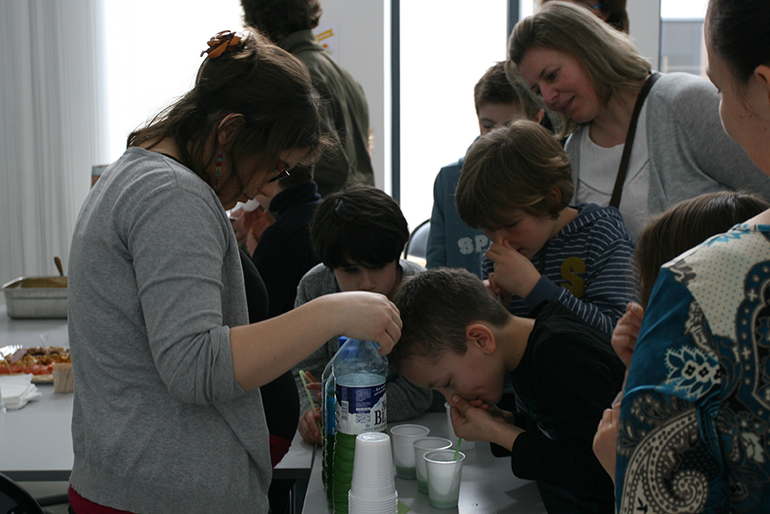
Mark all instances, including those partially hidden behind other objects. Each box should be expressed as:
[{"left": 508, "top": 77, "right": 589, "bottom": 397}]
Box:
[
  {"left": 299, "top": 407, "right": 322, "bottom": 444},
  {"left": 448, "top": 395, "right": 523, "bottom": 451},
  {"left": 612, "top": 302, "right": 644, "bottom": 367},
  {"left": 298, "top": 371, "right": 323, "bottom": 444},
  {"left": 485, "top": 241, "right": 541, "bottom": 299}
]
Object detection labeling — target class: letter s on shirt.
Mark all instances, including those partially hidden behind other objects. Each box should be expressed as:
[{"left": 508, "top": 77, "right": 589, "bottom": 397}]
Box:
[{"left": 561, "top": 257, "right": 586, "bottom": 298}]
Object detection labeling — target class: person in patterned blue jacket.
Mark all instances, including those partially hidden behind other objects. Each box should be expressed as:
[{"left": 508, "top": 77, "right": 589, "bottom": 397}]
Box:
[
  {"left": 457, "top": 119, "right": 636, "bottom": 335},
  {"left": 615, "top": 0, "right": 770, "bottom": 512}
]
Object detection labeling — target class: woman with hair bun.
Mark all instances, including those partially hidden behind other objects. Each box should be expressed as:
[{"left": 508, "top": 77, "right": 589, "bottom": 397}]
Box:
[
  {"left": 614, "top": 0, "right": 770, "bottom": 511},
  {"left": 509, "top": 1, "right": 770, "bottom": 239},
  {"left": 67, "top": 29, "right": 401, "bottom": 514}
]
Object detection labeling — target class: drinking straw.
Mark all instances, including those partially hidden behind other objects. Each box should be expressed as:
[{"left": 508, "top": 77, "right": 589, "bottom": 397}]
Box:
[
  {"left": 299, "top": 370, "right": 322, "bottom": 434},
  {"left": 453, "top": 438, "right": 463, "bottom": 461}
]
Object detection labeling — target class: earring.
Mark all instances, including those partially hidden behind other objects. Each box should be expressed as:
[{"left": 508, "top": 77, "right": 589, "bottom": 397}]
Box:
[{"left": 215, "top": 151, "right": 223, "bottom": 192}]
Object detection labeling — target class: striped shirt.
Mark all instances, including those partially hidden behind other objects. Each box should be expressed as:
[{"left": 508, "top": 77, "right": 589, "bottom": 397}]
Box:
[{"left": 482, "top": 203, "right": 637, "bottom": 334}]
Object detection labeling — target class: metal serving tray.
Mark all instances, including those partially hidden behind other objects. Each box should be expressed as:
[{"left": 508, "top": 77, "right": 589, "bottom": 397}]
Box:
[{"left": 2, "top": 276, "right": 68, "bottom": 319}]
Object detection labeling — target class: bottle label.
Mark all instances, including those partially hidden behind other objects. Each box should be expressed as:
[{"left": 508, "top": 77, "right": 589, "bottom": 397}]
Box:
[{"left": 335, "top": 380, "right": 387, "bottom": 435}]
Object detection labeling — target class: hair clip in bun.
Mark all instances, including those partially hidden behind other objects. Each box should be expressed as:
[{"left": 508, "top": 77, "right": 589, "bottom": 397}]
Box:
[{"left": 201, "top": 30, "right": 244, "bottom": 59}]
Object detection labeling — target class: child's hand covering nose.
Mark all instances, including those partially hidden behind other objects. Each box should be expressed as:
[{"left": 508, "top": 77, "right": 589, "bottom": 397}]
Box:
[
  {"left": 449, "top": 395, "right": 524, "bottom": 451},
  {"left": 485, "top": 240, "right": 541, "bottom": 299}
]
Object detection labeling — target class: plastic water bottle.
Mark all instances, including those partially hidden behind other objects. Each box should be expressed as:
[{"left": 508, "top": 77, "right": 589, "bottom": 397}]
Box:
[
  {"left": 331, "top": 338, "right": 388, "bottom": 514},
  {"left": 321, "top": 352, "right": 336, "bottom": 510}
]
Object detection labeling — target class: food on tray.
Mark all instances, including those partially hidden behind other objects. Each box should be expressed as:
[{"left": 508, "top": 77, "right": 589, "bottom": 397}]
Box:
[{"left": 0, "top": 346, "right": 71, "bottom": 377}]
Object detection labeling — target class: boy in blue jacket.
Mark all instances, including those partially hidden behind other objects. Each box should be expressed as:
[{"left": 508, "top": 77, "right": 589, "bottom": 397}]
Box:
[{"left": 426, "top": 62, "right": 545, "bottom": 277}]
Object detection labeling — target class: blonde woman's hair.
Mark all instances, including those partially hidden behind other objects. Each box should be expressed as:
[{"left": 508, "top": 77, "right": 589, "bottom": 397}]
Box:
[
  {"left": 455, "top": 119, "right": 572, "bottom": 230},
  {"left": 508, "top": 1, "right": 651, "bottom": 138},
  {"left": 539, "top": 0, "right": 630, "bottom": 33}
]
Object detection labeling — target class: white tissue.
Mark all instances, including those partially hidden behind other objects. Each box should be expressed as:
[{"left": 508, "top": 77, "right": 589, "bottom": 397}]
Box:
[{"left": 0, "top": 374, "right": 42, "bottom": 410}]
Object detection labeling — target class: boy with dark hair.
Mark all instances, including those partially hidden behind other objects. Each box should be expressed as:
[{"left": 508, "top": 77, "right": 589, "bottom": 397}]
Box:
[
  {"left": 457, "top": 119, "right": 636, "bottom": 335},
  {"left": 390, "top": 267, "right": 625, "bottom": 514},
  {"left": 293, "top": 185, "right": 433, "bottom": 443},
  {"left": 427, "top": 62, "right": 546, "bottom": 277}
]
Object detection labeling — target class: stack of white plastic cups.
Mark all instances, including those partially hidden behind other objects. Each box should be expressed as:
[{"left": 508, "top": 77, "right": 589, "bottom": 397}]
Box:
[{"left": 348, "top": 432, "right": 398, "bottom": 514}]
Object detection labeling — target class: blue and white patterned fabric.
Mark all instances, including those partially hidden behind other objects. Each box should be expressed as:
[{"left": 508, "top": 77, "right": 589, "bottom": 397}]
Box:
[{"left": 617, "top": 223, "right": 770, "bottom": 513}]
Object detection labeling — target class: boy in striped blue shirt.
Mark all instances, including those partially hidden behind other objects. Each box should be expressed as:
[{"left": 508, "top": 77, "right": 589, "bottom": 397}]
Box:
[{"left": 455, "top": 119, "right": 636, "bottom": 334}]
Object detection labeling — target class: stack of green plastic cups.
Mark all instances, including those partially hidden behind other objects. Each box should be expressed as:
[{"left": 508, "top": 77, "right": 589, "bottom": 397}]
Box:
[
  {"left": 329, "top": 338, "right": 388, "bottom": 514},
  {"left": 321, "top": 354, "right": 336, "bottom": 510}
]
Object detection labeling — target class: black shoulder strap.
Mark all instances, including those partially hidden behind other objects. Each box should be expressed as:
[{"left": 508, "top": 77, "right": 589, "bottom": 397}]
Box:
[{"left": 609, "top": 72, "right": 661, "bottom": 209}]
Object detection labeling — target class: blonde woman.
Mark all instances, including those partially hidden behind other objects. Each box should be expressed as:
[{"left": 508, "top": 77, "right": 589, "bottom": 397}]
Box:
[{"left": 509, "top": 1, "right": 770, "bottom": 239}]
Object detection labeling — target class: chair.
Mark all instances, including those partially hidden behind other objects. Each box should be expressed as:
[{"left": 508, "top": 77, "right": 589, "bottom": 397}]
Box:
[
  {"left": 0, "top": 473, "right": 45, "bottom": 514},
  {"left": 404, "top": 219, "right": 431, "bottom": 263}
]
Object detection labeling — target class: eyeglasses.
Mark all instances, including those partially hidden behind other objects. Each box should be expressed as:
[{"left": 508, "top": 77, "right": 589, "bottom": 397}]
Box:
[{"left": 268, "top": 159, "right": 291, "bottom": 183}]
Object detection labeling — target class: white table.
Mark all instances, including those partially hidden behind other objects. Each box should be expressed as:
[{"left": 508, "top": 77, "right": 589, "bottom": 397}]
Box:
[
  {"left": 0, "top": 306, "right": 315, "bottom": 483},
  {"left": 302, "top": 412, "right": 547, "bottom": 513}
]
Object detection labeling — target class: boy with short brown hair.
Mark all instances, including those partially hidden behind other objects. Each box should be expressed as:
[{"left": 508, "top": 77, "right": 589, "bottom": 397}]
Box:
[
  {"left": 390, "top": 267, "right": 625, "bottom": 513},
  {"left": 456, "top": 119, "right": 636, "bottom": 334}
]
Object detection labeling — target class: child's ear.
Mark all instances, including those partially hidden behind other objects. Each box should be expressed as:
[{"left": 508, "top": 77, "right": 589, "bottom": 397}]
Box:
[
  {"left": 545, "top": 187, "right": 562, "bottom": 205},
  {"left": 753, "top": 64, "right": 770, "bottom": 112},
  {"left": 544, "top": 188, "right": 563, "bottom": 217},
  {"left": 466, "top": 323, "right": 496, "bottom": 355},
  {"left": 534, "top": 109, "right": 545, "bottom": 124}
]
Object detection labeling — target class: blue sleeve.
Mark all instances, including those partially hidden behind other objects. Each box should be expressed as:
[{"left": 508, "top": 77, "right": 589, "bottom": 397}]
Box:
[
  {"left": 616, "top": 269, "right": 728, "bottom": 513},
  {"left": 525, "top": 217, "right": 636, "bottom": 334},
  {"left": 426, "top": 168, "right": 448, "bottom": 269},
  {"left": 481, "top": 255, "right": 494, "bottom": 281}
]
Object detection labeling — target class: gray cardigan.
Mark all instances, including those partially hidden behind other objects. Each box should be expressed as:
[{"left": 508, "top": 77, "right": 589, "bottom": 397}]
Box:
[
  {"left": 292, "top": 260, "right": 434, "bottom": 421},
  {"left": 566, "top": 72, "right": 770, "bottom": 223},
  {"left": 68, "top": 148, "right": 269, "bottom": 513}
]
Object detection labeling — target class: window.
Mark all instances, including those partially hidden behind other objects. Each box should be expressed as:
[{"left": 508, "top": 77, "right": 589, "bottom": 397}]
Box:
[
  {"left": 660, "top": 0, "right": 709, "bottom": 77},
  {"left": 103, "top": 1, "right": 243, "bottom": 162},
  {"left": 397, "top": 1, "right": 510, "bottom": 231}
]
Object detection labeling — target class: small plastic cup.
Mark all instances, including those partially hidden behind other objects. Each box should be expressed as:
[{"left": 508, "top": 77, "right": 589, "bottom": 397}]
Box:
[
  {"left": 413, "top": 437, "right": 452, "bottom": 494},
  {"left": 424, "top": 449, "right": 466, "bottom": 509},
  {"left": 348, "top": 490, "right": 398, "bottom": 514},
  {"left": 389, "top": 423, "right": 430, "bottom": 479},
  {"left": 349, "top": 432, "right": 396, "bottom": 500},
  {"left": 444, "top": 402, "right": 474, "bottom": 450}
]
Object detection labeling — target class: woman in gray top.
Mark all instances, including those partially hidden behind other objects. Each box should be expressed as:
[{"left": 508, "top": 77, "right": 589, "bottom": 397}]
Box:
[
  {"left": 67, "top": 30, "right": 400, "bottom": 514},
  {"left": 510, "top": 1, "right": 770, "bottom": 239}
]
